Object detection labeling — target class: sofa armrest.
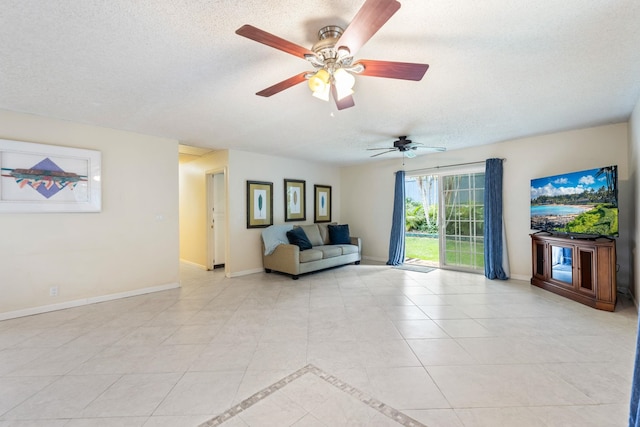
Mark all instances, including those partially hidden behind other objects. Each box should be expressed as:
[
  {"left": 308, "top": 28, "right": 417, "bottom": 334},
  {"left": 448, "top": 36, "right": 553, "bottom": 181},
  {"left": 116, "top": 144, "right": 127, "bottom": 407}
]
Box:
[
  {"left": 263, "top": 243, "right": 301, "bottom": 275},
  {"left": 350, "top": 236, "right": 362, "bottom": 253}
]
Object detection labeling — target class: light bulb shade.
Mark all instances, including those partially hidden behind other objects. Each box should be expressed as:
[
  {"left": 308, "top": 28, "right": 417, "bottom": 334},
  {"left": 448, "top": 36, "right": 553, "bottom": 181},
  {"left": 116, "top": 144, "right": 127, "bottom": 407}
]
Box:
[
  {"left": 312, "top": 83, "right": 330, "bottom": 102},
  {"left": 333, "top": 68, "right": 356, "bottom": 90},
  {"left": 308, "top": 69, "right": 330, "bottom": 93},
  {"left": 334, "top": 84, "right": 354, "bottom": 101}
]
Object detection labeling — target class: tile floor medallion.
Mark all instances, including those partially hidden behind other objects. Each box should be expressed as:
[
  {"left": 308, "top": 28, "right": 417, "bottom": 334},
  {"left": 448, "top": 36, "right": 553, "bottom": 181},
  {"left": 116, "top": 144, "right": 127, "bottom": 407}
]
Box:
[{"left": 199, "top": 364, "right": 426, "bottom": 427}]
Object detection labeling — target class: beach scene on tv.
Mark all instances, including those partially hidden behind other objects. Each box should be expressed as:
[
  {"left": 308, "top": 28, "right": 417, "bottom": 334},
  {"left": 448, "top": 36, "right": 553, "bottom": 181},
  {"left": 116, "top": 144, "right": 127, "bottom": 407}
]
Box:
[{"left": 530, "top": 165, "right": 618, "bottom": 237}]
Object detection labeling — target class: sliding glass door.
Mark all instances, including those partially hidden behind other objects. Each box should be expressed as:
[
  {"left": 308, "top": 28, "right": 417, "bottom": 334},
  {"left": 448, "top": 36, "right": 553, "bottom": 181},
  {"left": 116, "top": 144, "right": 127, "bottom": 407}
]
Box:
[
  {"left": 405, "top": 167, "right": 485, "bottom": 272},
  {"left": 440, "top": 170, "right": 485, "bottom": 272}
]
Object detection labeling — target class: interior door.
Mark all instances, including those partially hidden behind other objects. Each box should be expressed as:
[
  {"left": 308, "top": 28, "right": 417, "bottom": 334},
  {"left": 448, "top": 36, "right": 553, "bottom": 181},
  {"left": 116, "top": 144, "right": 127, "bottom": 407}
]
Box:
[{"left": 207, "top": 172, "right": 226, "bottom": 269}]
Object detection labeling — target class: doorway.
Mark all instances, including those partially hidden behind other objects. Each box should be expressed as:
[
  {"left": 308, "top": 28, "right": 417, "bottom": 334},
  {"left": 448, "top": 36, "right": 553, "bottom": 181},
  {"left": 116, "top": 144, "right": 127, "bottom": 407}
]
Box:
[
  {"left": 405, "top": 175, "right": 439, "bottom": 267},
  {"left": 405, "top": 167, "right": 485, "bottom": 272},
  {"left": 207, "top": 171, "right": 226, "bottom": 270}
]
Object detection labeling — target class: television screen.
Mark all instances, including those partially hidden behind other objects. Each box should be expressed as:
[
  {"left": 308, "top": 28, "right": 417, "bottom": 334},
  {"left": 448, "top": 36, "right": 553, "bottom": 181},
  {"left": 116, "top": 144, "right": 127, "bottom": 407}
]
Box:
[{"left": 530, "top": 165, "right": 618, "bottom": 237}]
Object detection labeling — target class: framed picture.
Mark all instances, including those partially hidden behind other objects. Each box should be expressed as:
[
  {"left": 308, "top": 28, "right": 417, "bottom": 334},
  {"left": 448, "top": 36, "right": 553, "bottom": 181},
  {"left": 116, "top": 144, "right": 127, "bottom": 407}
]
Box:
[
  {"left": 284, "top": 179, "right": 306, "bottom": 222},
  {"left": 314, "top": 184, "right": 332, "bottom": 223},
  {"left": 0, "top": 139, "right": 101, "bottom": 213},
  {"left": 246, "top": 180, "right": 273, "bottom": 228}
]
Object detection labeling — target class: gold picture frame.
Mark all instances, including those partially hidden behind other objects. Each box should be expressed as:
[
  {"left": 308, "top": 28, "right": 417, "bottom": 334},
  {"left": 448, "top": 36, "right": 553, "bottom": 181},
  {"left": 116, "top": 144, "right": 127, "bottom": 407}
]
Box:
[
  {"left": 284, "top": 179, "right": 306, "bottom": 222},
  {"left": 246, "top": 180, "right": 273, "bottom": 228},
  {"left": 314, "top": 184, "right": 332, "bottom": 223}
]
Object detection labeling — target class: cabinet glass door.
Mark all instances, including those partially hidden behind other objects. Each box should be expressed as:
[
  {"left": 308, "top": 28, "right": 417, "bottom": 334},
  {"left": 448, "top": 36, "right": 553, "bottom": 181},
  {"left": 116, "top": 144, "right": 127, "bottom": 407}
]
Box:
[
  {"left": 577, "top": 248, "right": 595, "bottom": 294},
  {"left": 533, "top": 240, "right": 546, "bottom": 279},
  {"left": 550, "top": 245, "right": 573, "bottom": 284}
]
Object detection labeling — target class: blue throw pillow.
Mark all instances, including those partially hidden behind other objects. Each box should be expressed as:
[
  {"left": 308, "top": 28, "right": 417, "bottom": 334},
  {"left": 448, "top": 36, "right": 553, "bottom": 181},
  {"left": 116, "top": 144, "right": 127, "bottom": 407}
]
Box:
[
  {"left": 328, "top": 224, "right": 350, "bottom": 245},
  {"left": 286, "top": 227, "right": 312, "bottom": 251}
]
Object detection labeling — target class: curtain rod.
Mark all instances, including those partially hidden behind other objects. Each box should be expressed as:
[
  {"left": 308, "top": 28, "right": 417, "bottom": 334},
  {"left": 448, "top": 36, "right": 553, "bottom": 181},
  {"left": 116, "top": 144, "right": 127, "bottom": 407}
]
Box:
[{"left": 397, "top": 158, "right": 506, "bottom": 175}]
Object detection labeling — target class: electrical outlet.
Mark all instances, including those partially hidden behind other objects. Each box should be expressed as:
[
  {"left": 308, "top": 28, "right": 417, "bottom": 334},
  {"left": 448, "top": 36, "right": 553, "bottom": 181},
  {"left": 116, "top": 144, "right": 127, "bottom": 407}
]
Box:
[{"left": 49, "top": 286, "right": 58, "bottom": 297}]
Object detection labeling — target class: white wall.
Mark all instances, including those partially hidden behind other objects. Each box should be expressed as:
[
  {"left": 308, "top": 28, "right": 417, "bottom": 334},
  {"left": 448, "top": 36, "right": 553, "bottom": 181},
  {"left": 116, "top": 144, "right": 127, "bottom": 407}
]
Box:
[
  {"left": 179, "top": 149, "right": 341, "bottom": 277},
  {"left": 341, "top": 123, "right": 629, "bottom": 283},
  {"left": 629, "top": 98, "right": 640, "bottom": 303},
  {"left": 0, "top": 110, "right": 179, "bottom": 318}
]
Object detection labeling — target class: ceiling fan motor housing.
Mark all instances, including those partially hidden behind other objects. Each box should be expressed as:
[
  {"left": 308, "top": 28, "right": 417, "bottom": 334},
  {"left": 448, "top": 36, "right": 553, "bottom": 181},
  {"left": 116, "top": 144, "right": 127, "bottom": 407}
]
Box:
[
  {"left": 394, "top": 136, "right": 412, "bottom": 150},
  {"left": 311, "top": 26, "right": 353, "bottom": 68}
]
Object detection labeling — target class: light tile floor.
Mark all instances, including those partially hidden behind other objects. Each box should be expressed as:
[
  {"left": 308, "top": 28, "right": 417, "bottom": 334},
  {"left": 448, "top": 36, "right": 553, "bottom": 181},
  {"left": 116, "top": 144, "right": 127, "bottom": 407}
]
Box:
[{"left": 0, "top": 262, "right": 637, "bottom": 426}]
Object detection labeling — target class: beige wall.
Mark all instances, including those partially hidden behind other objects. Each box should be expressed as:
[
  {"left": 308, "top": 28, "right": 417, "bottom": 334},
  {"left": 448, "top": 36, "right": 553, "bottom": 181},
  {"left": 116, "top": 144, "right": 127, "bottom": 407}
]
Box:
[
  {"left": 341, "top": 123, "right": 630, "bottom": 283},
  {"left": 0, "top": 110, "right": 180, "bottom": 318},
  {"left": 629, "top": 98, "right": 640, "bottom": 303},
  {"left": 179, "top": 149, "right": 341, "bottom": 277},
  {"left": 3, "top": 108, "right": 634, "bottom": 317}
]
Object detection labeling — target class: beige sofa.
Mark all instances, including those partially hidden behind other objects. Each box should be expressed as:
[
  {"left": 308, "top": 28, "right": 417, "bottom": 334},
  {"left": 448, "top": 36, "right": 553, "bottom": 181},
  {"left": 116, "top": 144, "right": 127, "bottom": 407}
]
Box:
[{"left": 262, "top": 223, "right": 361, "bottom": 280}]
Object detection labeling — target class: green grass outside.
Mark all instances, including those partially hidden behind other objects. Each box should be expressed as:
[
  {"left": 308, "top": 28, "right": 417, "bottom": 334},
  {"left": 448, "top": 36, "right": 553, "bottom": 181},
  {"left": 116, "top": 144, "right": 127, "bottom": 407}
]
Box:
[
  {"left": 405, "top": 235, "right": 484, "bottom": 269},
  {"left": 405, "top": 236, "right": 439, "bottom": 261}
]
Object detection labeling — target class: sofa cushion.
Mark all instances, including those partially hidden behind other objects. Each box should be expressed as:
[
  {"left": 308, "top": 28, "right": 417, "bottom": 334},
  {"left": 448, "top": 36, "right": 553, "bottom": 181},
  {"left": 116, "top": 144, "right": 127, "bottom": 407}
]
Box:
[
  {"left": 314, "top": 245, "right": 343, "bottom": 258},
  {"left": 317, "top": 223, "right": 329, "bottom": 244},
  {"left": 299, "top": 249, "right": 323, "bottom": 263},
  {"left": 300, "top": 224, "right": 323, "bottom": 247},
  {"left": 262, "top": 224, "right": 294, "bottom": 255},
  {"left": 328, "top": 224, "right": 351, "bottom": 244},
  {"left": 287, "top": 227, "right": 312, "bottom": 251}
]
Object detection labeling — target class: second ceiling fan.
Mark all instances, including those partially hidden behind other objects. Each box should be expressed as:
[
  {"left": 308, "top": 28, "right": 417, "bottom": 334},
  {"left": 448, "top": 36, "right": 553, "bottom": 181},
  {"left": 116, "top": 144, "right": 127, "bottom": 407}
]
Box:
[
  {"left": 368, "top": 136, "right": 446, "bottom": 158},
  {"left": 236, "top": 0, "right": 429, "bottom": 110}
]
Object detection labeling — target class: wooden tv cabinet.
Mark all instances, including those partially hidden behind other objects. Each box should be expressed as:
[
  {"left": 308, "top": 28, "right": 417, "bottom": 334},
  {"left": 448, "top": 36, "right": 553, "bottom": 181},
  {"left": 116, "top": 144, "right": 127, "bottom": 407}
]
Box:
[{"left": 530, "top": 234, "right": 617, "bottom": 311}]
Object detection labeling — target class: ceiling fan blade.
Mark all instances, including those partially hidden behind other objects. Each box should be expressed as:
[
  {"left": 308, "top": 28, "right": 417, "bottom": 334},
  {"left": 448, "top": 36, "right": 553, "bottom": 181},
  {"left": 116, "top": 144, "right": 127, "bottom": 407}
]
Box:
[
  {"left": 236, "top": 25, "right": 315, "bottom": 59},
  {"left": 331, "top": 85, "right": 356, "bottom": 110},
  {"left": 336, "top": 0, "right": 401, "bottom": 57},
  {"left": 412, "top": 144, "right": 447, "bottom": 152},
  {"left": 335, "top": 95, "right": 355, "bottom": 110},
  {"left": 405, "top": 150, "right": 417, "bottom": 159},
  {"left": 370, "top": 149, "right": 396, "bottom": 158},
  {"left": 256, "top": 72, "right": 308, "bottom": 97},
  {"left": 357, "top": 60, "right": 429, "bottom": 81},
  {"left": 366, "top": 147, "right": 394, "bottom": 150}
]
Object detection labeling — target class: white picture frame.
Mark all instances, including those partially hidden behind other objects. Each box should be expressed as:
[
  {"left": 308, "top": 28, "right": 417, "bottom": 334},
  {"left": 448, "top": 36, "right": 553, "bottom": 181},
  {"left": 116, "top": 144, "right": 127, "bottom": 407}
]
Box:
[{"left": 0, "top": 139, "right": 102, "bottom": 213}]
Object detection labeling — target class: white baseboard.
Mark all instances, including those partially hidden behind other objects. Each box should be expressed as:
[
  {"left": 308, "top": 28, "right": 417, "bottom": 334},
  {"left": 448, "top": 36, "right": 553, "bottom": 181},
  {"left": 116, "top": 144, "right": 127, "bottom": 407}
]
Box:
[
  {"left": 362, "top": 255, "right": 388, "bottom": 263},
  {"left": 229, "top": 268, "right": 265, "bottom": 278},
  {"left": 0, "top": 282, "right": 180, "bottom": 321},
  {"left": 179, "top": 258, "right": 208, "bottom": 270}
]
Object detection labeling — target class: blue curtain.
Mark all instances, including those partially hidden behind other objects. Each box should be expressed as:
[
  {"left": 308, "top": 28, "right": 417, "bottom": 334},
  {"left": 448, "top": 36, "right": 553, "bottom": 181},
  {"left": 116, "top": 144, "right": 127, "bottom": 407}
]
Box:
[
  {"left": 387, "top": 170, "right": 405, "bottom": 265},
  {"left": 484, "top": 158, "right": 508, "bottom": 279},
  {"left": 631, "top": 319, "right": 640, "bottom": 426}
]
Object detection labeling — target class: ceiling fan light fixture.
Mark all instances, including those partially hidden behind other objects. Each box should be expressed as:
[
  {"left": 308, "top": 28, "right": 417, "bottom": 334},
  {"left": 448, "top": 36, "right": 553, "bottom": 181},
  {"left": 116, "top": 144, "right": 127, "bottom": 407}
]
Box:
[
  {"left": 333, "top": 68, "right": 356, "bottom": 100},
  {"left": 308, "top": 69, "right": 330, "bottom": 93},
  {"left": 334, "top": 68, "right": 355, "bottom": 89},
  {"left": 312, "top": 83, "right": 330, "bottom": 102},
  {"left": 334, "top": 84, "right": 354, "bottom": 101}
]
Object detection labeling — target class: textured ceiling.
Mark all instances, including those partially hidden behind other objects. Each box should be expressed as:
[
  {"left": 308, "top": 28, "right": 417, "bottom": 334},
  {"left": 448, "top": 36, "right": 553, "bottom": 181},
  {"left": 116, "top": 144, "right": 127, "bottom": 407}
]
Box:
[{"left": 1, "top": 0, "right": 639, "bottom": 165}]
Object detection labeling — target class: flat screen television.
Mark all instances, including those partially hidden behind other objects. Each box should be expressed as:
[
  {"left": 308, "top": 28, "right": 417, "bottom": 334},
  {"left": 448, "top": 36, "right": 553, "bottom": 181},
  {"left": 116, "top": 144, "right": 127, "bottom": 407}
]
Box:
[{"left": 530, "top": 165, "right": 618, "bottom": 238}]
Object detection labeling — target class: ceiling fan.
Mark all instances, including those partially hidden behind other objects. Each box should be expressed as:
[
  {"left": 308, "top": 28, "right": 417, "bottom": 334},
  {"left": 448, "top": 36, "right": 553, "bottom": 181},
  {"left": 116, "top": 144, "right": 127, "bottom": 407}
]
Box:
[
  {"left": 235, "top": 0, "right": 429, "bottom": 110},
  {"left": 368, "top": 136, "right": 446, "bottom": 158}
]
